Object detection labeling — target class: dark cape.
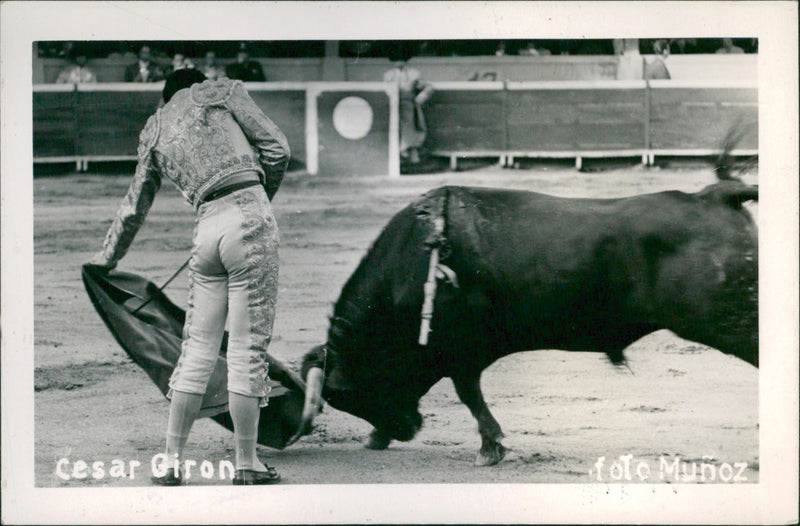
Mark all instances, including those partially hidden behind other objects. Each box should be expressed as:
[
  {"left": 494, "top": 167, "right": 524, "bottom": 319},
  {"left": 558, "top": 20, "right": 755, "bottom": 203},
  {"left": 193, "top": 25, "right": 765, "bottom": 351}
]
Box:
[{"left": 82, "top": 264, "right": 305, "bottom": 449}]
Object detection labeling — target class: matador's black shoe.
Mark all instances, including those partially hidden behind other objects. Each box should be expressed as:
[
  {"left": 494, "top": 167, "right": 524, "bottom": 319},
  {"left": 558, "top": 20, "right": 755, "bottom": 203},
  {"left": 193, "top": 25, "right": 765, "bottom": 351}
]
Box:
[
  {"left": 232, "top": 467, "right": 281, "bottom": 485},
  {"left": 151, "top": 468, "right": 182, "bottom": 486}
]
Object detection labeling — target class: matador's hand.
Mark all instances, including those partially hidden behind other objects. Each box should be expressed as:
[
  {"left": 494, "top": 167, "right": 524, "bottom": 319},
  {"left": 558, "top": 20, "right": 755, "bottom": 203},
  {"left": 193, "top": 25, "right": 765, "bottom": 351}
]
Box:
[{"left": 87, "top": 251, "right": 116, "bottom": 272}]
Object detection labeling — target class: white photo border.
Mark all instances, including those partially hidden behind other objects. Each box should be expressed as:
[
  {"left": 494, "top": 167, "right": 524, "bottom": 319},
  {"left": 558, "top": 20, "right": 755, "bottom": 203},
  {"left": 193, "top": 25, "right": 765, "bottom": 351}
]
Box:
[{"left": 2, "top": 1, "right": 798, "bottom": 524}]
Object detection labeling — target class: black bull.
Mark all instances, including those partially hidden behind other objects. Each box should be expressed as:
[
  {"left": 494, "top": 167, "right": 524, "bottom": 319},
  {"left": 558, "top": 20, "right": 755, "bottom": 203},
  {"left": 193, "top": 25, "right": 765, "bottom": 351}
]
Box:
[{"left": 297, "top": 180, "right": 758, "bottom": 465}]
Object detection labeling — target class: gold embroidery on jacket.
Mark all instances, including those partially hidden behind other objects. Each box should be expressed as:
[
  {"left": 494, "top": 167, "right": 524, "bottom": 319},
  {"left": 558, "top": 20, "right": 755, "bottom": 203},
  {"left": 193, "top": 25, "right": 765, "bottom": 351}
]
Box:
[{"left": 99, "top": 78, "right": 289, "bottom": 267}]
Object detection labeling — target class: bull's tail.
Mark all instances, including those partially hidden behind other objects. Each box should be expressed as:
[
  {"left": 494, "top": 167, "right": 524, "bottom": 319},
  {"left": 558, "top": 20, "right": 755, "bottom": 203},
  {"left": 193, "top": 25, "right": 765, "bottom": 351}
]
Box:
[
  {"left": 701, "top": 125, "right": 759, "bottom": 210},
  {"left": 714, "top": 123, "right": 757, "bottom": 182},
  {"left": 714, "top": 126, "right": 743, "bottom": 181}
]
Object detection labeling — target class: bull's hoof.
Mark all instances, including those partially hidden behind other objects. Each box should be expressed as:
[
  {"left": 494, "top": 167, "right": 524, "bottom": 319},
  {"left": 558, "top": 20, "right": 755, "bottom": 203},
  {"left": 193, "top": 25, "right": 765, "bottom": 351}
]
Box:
[
  {"left": 475, "top": 442, "right": 507, "bottom": 466},
  {"left": 365, "top": 429, "right": 392, "bottom": 450}
]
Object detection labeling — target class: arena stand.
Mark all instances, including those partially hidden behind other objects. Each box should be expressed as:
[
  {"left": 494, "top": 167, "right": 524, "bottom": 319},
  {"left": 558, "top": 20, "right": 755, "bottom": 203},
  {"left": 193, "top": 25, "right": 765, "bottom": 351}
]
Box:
[{"left": 33, "top": 47, "right": 757, "bottom": 176}]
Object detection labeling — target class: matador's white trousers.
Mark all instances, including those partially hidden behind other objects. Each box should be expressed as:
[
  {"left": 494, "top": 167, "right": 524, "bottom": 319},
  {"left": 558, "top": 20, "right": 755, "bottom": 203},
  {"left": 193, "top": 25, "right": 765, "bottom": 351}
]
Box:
[{"left": 168, "top": 186, "right": 279, "bottom": 406}]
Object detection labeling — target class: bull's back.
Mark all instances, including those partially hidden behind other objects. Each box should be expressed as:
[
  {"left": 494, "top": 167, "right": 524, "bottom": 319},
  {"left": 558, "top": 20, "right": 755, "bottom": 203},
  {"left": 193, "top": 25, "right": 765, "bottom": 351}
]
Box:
[
  {"left": 443, "top": 185, "right": 754, "bottom": 288},
  {"left": 433, "top": 185, "right": 757, "bottom": 362},
  {"left": 333, "top": 184, "right": 757, "bottom": 372},
  {"left": 443, "top": 186, "right": 643, "bottom": 291}
]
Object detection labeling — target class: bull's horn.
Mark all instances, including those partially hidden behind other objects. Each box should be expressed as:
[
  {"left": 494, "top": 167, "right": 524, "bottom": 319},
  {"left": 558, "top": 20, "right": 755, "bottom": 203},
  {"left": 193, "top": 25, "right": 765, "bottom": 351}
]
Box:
[{"left": 287, "top": 366, "right": 324, "bottom": 446}]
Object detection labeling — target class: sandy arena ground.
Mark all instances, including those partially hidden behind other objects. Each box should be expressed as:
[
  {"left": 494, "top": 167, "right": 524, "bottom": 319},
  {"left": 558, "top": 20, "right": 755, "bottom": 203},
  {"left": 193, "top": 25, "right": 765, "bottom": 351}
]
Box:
[{"left": 33, "top": 160, "right": 759, "bottom": 486}]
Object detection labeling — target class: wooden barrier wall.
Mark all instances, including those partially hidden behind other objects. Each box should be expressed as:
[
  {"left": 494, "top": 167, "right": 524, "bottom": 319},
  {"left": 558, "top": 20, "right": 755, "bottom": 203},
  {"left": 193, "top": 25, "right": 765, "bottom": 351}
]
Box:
[
  {"left": 424, "top": 80, "right": 757, "bottom": 165},
  {"left": 32, "top": 85, "right": 77, "bottom": 158},
  {"left": 248, "top": 88, "right": 308, "bottom": 165},
  {"left": 32, "top": 82, "right": 399, "bottom": 176},
  {"left": 33, "top": 81, "right": 757, "bottom": 173},
  {"left": 33, "top": 84, "right": 309, "bottom": 166},
  {"left": 505, "top": 81, "right": 647, "bottom": 152},
  {"left": 425, "top": 84, "right": 506, "bottom": 152},
  {"left": 75, "top": 86, "right": 162, "bottom": 158},
  {"left": 648, "top": 81, "right": 758, "bottom": 152}
]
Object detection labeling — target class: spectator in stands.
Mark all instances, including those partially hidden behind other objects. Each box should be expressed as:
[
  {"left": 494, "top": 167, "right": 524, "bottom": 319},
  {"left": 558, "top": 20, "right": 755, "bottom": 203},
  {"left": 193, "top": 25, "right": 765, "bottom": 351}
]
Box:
[
  {"left": 108, "top": 44, "right": 137, "bottom": 63},
  {"left": 226, "top": 43, "right": 266, "bottom": 81},
  {"left": 201, "top": 50, "right": 225, "bottom": 80},
  {"left": 669, "top": 38, "right": 698, "bottom": 54},
  {"left": 518, "top": 40, "right": 551, "bottom": 56},
  {"left": 40, "top": 41, "right": 72, "bottom": 59},
  {"left": 644, "top": 39, "right": 671, "bottom": 80},
  {"left": 125, "top": 45, "right": 165, "bottom": 83},
  {"left": 56, "top": 49, "right": 97, "bottom": 84},
  {"left": 716, "top": 38, "right": 744, "bottom": 54},
  {"left": 341, "top": 41, "right": 375, "bottom": 58},
  {"left": 416, "top": 41, "right": 442, "bottom": 57},
  {"left": 574, "top": 40, "right": 614, "bottom": 55},
  {"left": 557, "top": 40, "right": 574, "bottom": 55},
  {"left": 383, "top": 48, "right": 435, "bottom": 167},
  {"left": 615, "top": 39, "right": 643, "bottom": 80},
  {"left": 166, "top": 53, "right": 194, "bottom": 75}
]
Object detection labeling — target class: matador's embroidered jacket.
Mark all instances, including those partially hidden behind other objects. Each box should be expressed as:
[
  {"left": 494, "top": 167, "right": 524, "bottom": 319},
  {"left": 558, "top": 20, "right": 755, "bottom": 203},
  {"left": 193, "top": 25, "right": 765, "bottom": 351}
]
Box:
[{"left": 97, "top": 78, "right": 290, "bottom": 268}]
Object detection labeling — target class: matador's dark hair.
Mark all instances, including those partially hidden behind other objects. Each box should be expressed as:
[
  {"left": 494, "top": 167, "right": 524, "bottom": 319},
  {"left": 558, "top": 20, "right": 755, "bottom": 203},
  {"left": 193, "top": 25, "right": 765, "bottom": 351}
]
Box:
[{"left": 162, "top": 69, "right": 208, "bottom": 103}]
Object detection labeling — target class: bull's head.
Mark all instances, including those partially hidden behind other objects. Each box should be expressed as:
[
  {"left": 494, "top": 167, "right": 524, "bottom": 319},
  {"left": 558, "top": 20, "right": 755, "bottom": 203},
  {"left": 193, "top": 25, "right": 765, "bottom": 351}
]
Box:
[{"left": 290, "top": 344, "right": 424, "bottom": 446}]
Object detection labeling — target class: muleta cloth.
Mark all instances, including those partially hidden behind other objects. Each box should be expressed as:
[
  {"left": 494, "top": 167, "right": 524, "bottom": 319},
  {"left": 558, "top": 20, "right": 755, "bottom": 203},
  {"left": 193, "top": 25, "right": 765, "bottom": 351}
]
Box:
[{"left": 82, "top": 264, "right": 306, "bottom": 449}]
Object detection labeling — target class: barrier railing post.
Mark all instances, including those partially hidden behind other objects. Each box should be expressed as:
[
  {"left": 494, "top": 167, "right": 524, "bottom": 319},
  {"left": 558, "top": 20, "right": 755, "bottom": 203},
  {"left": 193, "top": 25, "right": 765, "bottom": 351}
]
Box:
[
  {"left": 386, "top": 81, "right": 400, "bottom": 178},
  {"left": 305, "top": 84, "right": 319, "bottom": 176},
  {"left": 501, "top": 79, "right": 510, "bottom": 166},
  {"left": 644, "top": 80, "right": 652, "bottom": 165}
]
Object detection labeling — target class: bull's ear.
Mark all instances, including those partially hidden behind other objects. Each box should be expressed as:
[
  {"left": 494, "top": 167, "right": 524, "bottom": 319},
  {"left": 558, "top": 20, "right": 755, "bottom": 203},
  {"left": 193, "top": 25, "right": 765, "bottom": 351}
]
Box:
[{"left": 698, "top": 182, "right": 758, "bottom": 209}]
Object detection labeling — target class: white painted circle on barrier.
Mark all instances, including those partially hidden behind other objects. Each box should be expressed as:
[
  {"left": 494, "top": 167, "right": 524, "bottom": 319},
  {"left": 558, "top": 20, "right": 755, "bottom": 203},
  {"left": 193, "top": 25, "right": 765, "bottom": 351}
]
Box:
[{"left": 332, "top": 96, "right": 373, "bottom": 140}]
